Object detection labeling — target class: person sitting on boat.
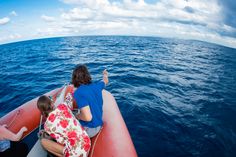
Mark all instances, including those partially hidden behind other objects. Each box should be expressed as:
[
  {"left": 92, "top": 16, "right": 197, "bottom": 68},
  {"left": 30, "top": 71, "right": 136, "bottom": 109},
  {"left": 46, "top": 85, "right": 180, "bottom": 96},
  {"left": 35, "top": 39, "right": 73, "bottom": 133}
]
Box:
[
  {"left": 0, "top": 124, "right": 28, "bottom": 157},
  {"left": 37, "top": 91, "right": 91, "bottom": 157},
  {"left": 71, "top": 65, "right": 109, "bottom": 137}
]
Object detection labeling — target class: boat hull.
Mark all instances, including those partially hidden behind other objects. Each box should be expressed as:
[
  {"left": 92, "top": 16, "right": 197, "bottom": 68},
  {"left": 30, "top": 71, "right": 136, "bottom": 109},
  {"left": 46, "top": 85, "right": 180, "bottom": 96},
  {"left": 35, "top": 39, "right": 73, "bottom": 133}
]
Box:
[{"left": 0, "top": 87, "right": 137, "bottom": 157}]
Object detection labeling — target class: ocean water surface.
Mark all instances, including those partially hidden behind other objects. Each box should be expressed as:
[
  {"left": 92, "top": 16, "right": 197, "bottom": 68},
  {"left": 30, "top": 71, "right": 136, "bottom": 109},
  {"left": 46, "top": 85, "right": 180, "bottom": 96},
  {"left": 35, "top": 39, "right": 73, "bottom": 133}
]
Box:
[{"left": 0, "top": 36, "right": 236, "bottom": 157}]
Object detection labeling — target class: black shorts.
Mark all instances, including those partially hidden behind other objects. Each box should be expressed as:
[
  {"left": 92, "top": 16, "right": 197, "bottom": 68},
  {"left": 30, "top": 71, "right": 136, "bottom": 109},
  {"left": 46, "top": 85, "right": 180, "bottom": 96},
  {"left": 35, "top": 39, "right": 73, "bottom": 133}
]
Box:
[{"left": 0, "top": 141, "right": 28, "bottom": 157}]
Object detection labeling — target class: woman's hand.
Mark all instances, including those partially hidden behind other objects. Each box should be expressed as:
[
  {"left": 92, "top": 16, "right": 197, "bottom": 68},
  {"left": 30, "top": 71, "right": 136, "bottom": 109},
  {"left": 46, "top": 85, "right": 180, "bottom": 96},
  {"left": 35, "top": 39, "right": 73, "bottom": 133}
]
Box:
[
  {"left": 0, "top": 125, "right": 28, "bottom": 141},
  {"left": 1, "top": 124, "right": 8, "bottom": 128},
  {"left": 103, "top": 69, "right": 109, "bottom": 85},
  {"left": 20, "top": 126, "right": 28, "bottom": 132}
]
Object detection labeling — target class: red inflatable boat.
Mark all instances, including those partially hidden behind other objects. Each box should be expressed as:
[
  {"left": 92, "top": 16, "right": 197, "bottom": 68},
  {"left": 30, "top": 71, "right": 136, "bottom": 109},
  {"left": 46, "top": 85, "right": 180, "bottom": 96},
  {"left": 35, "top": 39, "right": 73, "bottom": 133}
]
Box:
[{"left": 0, "top": 86, "right": 137, "bottom": 157}]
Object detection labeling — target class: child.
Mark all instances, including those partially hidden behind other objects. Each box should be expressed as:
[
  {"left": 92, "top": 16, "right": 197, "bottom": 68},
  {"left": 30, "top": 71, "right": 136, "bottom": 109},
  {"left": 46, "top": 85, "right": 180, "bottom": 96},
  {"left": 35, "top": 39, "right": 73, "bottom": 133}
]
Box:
[
  {"left": 72, "top": 65, "right": 108, "bottom": 137},
  {"left": 37, "top": 90, "right": 90, "bottom": 157}
]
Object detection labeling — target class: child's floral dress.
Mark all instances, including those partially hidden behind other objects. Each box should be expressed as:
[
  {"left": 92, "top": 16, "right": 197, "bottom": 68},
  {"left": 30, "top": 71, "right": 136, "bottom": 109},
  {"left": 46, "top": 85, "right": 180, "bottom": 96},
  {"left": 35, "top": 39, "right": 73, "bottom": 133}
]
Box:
[{"left": 44, "top": 92, "right": 91, "bottom": 157}]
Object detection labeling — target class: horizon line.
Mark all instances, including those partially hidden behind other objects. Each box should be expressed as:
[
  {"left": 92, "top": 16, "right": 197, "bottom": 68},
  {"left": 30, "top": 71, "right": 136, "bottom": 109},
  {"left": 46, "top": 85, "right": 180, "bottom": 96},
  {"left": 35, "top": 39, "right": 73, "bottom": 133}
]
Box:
[{"left": 0, "top": 34, "right": 235, "bottom": 50}]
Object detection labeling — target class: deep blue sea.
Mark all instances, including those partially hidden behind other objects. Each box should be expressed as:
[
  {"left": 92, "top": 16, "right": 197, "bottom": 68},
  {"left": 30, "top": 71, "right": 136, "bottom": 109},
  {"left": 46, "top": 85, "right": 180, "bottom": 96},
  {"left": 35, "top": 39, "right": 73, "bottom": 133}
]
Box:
[{"left": 0, "top": 36, "right": 236, "bottom": 157}]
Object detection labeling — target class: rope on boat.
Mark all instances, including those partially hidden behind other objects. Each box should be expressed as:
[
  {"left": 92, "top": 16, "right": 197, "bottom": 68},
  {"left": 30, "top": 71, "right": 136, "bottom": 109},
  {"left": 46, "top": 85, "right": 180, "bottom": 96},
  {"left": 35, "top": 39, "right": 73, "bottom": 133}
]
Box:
[
  {"left": 6, "top": 109, "right": 21, "bottom": 128},
  {"left": 38, "top": 115, "right": 43, "bottom": 134},
  {"left": 90, "top": 126, "right": 103, "bottom": 157}
]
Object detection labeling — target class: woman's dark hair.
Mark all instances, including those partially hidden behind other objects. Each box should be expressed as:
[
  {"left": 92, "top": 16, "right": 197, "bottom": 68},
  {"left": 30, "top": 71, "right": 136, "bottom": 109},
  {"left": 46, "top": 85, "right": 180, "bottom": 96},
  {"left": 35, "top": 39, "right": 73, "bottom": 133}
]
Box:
[
  {"left": 37, "top": 95, "right": 53, "bottom": 117},
  {"left": 72, "top": 64, "right": 92, "bottom": 88}
]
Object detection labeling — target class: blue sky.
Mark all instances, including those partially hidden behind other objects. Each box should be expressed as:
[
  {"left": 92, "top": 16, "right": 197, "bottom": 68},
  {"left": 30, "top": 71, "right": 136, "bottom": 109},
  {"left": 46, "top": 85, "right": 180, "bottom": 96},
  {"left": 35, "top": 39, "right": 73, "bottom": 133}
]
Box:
[{"left": 1, "top": 0, "right": 236, "bottom": 48}]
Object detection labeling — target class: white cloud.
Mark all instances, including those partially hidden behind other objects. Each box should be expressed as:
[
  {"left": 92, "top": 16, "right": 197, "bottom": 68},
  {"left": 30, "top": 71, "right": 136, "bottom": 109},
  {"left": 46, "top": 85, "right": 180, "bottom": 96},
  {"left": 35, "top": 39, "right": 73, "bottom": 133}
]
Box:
[
  {"left": 62, "top": 0, "right": 110, "bottom": 8},
  {"left": 0, "top": 17, "right": 10, "bottom": 25},
  {"left": 55, "top": 0, "right": 236, "bottom": 48},
  {"left": 0, "top": 33, "right": 22, "bottom": 43},
  {"left": 9, "top": 33, "right": 21, "bottom": 39},
  {"left": 35, "top": 25, "right": 72, "bottom": 38},
  {"left": 59, "top": 0, "right": 222, "bottom": 27},
  {"left": 1, "top": 0, "right": 236, "bottom": 48},
  {"left": 10, "top": 11, "right": 18, "bottom": 16},
  {"left": 61, "top": 8, "right": 94, "bottom": 20},
  {"left": 59, "top": 1, "right": 207, "bottom": 29},
  {"left": 41, "top": 15, "right": 56, "bottom": 22}
]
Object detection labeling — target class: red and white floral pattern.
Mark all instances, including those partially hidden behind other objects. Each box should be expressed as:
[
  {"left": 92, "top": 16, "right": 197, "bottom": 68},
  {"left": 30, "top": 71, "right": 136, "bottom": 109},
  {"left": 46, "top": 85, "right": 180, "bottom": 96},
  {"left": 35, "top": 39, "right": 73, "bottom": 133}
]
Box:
[{"left": 44, "top": 92, "right": 91, "bottom": 157}]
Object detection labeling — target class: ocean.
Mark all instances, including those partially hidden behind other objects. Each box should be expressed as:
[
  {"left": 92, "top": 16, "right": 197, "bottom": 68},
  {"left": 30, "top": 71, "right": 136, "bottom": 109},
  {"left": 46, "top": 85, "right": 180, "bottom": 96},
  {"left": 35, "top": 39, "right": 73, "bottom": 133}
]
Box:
[{"left": 0, "top": 36, "right": 236, "bottom": 157}]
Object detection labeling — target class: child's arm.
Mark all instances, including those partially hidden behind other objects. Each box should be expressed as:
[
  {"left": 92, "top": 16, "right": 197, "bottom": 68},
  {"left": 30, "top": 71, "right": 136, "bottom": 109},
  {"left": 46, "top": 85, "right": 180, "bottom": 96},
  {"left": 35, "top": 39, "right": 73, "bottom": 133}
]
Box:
[
  {"left": 41, "top": 138, "right": 64, "bottom": 157},
  {"left": 64, "top": 92, "right": 73, "bottom": 110},
  {"left": 44, "top": 123, "right": 65, "bottom": 144}
]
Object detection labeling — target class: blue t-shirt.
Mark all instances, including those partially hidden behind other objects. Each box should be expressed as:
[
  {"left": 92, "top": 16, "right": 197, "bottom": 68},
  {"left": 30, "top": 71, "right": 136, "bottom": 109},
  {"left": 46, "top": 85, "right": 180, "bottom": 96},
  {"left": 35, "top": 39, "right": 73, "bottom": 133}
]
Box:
[{"left": 74, "top": 81, "right": 105, "bottom": 128}]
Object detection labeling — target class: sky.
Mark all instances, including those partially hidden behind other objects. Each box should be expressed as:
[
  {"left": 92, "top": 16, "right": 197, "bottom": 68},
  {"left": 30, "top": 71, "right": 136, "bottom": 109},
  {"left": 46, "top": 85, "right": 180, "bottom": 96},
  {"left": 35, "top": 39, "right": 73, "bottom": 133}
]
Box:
[{"left": 0, "top": 0, "right": 236, "bottom": 48}]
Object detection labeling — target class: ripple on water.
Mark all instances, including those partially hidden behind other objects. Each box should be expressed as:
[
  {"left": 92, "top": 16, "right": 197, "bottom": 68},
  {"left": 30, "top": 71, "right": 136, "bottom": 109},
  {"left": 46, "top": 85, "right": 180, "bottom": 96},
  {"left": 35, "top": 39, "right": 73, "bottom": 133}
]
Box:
[{"left": 0, "top": 36, "right": 236, "bottom": 157}]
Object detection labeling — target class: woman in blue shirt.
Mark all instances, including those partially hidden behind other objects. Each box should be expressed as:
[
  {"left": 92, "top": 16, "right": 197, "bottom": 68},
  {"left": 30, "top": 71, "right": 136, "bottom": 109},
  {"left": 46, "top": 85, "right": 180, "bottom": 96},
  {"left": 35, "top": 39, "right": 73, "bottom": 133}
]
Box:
[{"left": 72, "top": 65, "right": 109, "bottom": 137}]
